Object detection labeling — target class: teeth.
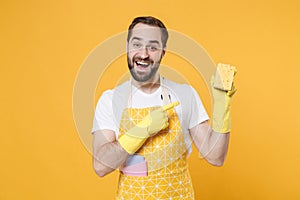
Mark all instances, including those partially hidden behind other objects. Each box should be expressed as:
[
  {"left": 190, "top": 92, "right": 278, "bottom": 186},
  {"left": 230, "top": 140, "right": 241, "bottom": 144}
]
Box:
[{"left": 136, "top": 61, "right": 149, "bottom": 66}]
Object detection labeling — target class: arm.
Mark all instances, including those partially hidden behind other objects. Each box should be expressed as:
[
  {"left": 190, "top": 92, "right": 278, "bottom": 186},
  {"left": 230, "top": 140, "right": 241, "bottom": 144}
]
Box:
[
  {"left": 92, "top": 129, "right": 130, "bottom": 177},
  {"left": 190, "top": 121, "right": 229, "bottom": 166},
  {"left": 190, "top": 63, "right": 236, "bottom": 166}
]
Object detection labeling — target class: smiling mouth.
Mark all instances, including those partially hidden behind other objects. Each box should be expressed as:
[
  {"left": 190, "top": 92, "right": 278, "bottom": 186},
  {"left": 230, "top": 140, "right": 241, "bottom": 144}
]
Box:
[{"left": 135, "top": 61, "right": 151, "bottom": 67}]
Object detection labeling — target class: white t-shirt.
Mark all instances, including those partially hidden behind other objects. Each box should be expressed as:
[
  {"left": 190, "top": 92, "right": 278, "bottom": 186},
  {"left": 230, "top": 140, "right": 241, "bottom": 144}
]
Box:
[{"left": 92, "top": 78, "right": 209, "bottom": 154}]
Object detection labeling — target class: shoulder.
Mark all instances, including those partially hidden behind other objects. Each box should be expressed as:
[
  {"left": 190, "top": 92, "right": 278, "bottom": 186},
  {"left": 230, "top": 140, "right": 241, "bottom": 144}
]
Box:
[
  {"left": 114, "top": 80, "right": 130, "bottom": 92},
  {"left": 164, "top": 78, "right": 195, "bottom": 95},
  {"left": 98, "top": 81, "right": 130, "bottom": 101}
]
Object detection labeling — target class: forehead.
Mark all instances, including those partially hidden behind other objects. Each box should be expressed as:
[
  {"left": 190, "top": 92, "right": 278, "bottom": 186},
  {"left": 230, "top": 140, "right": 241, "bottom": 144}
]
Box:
[{"left": 130, "top": 23, "right": 162, "bottom": 43}]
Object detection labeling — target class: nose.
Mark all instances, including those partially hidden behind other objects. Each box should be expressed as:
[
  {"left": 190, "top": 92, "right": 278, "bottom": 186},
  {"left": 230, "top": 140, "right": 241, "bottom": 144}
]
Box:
[{"left": 139, "top": 46, "right": 149, "bottom": 59}]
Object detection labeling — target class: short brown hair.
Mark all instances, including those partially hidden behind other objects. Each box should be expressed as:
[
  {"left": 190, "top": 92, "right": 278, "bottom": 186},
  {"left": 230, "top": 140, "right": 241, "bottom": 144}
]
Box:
[{"left": 127, "top": 16, "right": 169, "bottom": 48}]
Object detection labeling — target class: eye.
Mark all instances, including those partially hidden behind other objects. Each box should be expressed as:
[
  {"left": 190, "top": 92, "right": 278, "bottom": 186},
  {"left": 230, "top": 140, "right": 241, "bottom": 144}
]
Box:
[
  {"left": 148, "top": 45, "right": 158, "bottom": 51},
  {"left": 132, "top": 43, "right": 141, "bottom": 49}
]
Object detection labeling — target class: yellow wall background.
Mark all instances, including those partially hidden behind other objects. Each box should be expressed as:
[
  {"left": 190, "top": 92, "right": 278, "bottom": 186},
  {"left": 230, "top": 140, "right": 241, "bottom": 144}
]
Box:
[{"left": 1, "top": 0, "right": 300, "bottom": 199}]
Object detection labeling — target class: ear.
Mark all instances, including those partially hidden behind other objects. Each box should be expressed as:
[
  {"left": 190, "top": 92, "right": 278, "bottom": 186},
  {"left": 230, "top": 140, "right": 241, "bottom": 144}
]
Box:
[{"left": 161, "top": 48, "right": 166, "bottom": 57}]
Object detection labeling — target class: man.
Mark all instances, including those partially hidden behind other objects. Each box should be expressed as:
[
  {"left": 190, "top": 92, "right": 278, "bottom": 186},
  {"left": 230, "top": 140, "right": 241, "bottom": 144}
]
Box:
[{"left": 92, "top": 16, "right": 236, "bottom": 199}]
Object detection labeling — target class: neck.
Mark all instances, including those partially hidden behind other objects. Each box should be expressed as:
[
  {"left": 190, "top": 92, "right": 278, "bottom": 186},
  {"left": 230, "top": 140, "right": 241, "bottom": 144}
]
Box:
[{"left": 131, "top": 74, "right": 161, "bottom": 94}]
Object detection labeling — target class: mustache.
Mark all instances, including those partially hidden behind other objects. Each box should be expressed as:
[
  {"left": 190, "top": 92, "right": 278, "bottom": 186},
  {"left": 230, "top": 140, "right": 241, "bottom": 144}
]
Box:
[{"left": 133, "top": 57, "right": 153, "bottom": 63}]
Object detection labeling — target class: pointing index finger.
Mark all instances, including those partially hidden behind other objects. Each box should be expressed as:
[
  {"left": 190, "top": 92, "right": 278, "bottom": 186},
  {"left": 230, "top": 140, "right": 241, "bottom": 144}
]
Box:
[{"left": 162, "top": 101, "right": 180, "bottom": 111}]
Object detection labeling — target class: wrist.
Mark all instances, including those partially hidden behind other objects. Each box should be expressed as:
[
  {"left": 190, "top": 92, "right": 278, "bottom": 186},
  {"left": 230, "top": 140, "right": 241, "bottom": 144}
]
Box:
[
  {"left": 118, "top": 126, "right": 149, "bottom": 155},
  {"left": 212, "top": 101, "right": 231, "bottom": 133}
]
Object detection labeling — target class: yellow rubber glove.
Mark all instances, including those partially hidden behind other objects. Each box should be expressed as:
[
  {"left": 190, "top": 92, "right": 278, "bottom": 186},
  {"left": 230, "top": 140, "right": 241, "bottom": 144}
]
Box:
[
  {"left": 119, "top": 102, "right": 180, "bottom": 154},
  {"left": 211, "top": 68, "right": 237, "bottom": 133}
]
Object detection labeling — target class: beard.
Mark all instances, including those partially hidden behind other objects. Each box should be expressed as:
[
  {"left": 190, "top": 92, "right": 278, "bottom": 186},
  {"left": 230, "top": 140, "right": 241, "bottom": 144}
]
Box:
[{"left": 127, "top": 55, "right": 162, "bottom": 82}]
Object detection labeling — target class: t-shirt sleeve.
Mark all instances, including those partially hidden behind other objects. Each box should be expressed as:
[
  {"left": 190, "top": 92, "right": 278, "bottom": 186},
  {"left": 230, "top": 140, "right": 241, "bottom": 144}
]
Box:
[
  {"left": 91, "top": 90, "right": 117, "bottom": 133},
  {"left": 188, "top": 86, "right": 210, "bottom": 129}
]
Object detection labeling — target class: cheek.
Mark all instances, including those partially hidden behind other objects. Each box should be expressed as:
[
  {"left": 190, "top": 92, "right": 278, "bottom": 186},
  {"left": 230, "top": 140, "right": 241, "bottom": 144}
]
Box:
[
  {"left": 127, "top": 52, "right": 135, "bottom": 61},
  {"left": 151, "top": 52, "right": 163, "bottom": 61}
]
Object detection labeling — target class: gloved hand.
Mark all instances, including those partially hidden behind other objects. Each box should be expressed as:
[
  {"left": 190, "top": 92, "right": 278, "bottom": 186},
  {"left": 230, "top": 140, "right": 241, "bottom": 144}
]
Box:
[
  {"left": 211, "top": 65, "right": 237, "bottom": 133},
  {"left": 119, "top": 102, "right": 179, "bottom": 154}
]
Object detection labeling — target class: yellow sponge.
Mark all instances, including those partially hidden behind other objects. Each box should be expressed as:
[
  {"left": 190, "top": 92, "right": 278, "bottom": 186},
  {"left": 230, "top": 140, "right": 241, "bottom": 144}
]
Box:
[{"left": 213, "top": 63, "right": 237, "bottom": 91}]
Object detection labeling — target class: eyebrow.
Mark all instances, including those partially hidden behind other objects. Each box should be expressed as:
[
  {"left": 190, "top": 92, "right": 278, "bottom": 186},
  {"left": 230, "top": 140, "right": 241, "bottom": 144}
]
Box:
[
  {"left": 131, "top": 37, "right": 141, "bottom": 41},
  {"left": 131, "top": 37, "right": 160, "bottom": 45}
]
